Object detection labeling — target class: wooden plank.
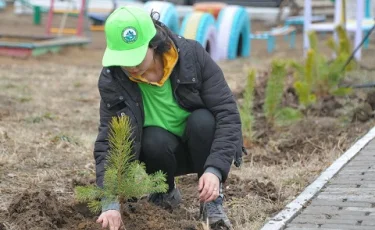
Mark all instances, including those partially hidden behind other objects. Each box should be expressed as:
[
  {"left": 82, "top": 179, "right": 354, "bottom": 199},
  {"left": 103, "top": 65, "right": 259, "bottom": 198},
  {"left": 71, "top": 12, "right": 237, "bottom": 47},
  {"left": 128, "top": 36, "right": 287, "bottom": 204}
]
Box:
[
  {"left": 0, "top": 34, "right": 54, "bottom": 40},
  {"left": 32, "top": 36, "right": 90, "bottom": 48},
  {"left": 49, "top": 27, "right": 78, "bottom": 35},
  {"left": 0, "top": 41, "right": 34, "bottom": 48},
  {"left": 31, "top": 46, "right": 61, "bottom": 56},
  {"left": 0, "top": 37, "right": 89, "bottom": 48},
  {"left": 90, "top": 25, "right": 104, "bottom": 31},
  {"left": 0, "top": 47, "right": 32, "bottom": 58}
]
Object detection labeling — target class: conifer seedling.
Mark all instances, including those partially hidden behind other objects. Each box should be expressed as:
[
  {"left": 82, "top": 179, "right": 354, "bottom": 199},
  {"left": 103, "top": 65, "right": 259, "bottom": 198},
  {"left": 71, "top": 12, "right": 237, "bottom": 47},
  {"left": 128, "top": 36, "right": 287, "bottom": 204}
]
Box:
[{"left": 74, "top": 116, "right": 168, "bottom": 216}]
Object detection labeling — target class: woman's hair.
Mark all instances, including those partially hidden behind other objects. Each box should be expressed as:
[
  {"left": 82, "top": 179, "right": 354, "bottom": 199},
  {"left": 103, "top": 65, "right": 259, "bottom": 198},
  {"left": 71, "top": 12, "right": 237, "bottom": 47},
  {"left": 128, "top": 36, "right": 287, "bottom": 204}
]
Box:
[{"left": 149, "top": 11, "right": 172, "bottom": 55}]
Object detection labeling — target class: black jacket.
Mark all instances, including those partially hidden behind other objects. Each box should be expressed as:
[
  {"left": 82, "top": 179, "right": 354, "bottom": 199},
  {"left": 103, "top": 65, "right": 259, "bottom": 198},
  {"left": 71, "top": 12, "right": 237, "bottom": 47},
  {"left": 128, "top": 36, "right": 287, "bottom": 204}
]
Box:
[{"left": 94, "top": 29, "right": 243, "bottom": 188}]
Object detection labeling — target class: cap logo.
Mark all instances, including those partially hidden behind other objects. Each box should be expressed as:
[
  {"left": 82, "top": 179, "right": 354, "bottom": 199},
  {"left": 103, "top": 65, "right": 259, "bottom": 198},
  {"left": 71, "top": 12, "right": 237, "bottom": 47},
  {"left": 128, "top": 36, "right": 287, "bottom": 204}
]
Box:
[{"left": 122, "top": 27, "right": 137, "bottom": 44}]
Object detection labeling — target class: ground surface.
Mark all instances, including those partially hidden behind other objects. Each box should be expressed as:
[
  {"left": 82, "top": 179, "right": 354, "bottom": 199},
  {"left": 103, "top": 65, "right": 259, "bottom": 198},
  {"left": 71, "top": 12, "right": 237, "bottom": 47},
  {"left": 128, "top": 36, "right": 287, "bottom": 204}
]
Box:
[
  {"left": 1, "top": 4, "right": 375, "bottom": 230},
  {"left": 285, "top": 138, "right": 375, "bottom": 230}
]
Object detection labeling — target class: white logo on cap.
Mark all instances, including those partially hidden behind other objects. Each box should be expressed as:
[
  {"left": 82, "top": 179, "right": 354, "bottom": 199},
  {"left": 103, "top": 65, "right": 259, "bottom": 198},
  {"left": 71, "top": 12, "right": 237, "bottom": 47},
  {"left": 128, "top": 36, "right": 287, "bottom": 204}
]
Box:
[{"left": 122, "top": 27, "right": 137, "bottom": 43}]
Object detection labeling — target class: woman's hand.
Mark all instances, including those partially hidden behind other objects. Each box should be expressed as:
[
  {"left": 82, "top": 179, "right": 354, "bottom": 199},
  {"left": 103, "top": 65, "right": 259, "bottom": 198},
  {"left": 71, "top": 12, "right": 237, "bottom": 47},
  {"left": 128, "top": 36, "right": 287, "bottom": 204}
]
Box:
[
  {"left": 97, "top": 210, "right": 123, "bottom": 230},
  {"left": 198, "top": 172, "right": 220, "bottom": 203}
]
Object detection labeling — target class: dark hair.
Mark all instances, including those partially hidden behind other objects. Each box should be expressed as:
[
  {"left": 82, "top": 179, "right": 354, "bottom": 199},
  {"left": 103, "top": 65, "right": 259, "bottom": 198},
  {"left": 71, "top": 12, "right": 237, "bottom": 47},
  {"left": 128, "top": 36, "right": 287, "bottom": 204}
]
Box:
[{"left": 148, "top": 11, "right": 171, "bottom": 55}]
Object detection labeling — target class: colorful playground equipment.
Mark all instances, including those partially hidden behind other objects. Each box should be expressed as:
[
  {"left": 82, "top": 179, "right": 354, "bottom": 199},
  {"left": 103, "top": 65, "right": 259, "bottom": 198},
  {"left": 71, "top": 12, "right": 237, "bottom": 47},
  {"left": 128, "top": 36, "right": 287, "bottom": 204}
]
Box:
[
  {"left": 144, "top": 1, "right": 180, "bottom": 34},
  {"left": 7, "top": 0, "right": 371, "bottom": 61},
  {"left": 0, "top": 0, "right": 91, "bottom": 58},
  {"left": 249, "top": 25, "right": 296, "bottom": 53},
  {"left": 0, "top": 34, "right": 90, "bottom": 58},
  {"left": 45, "top": 0, "right": 86, "bottom": 36},
  {"left": 180, "top": 11, "right": 219, "bottom": 60},
  {"left": 216, "top": 5, "right": 251, "bottom": 60},
  {"left": 304, "top": 0, "right": 374, "bottom": 61},
  {"left": 0, "top": 0, "right": 6, "bottom": 10},
  {"left": 344, "top": 0, "right": 374, "bottom": 49}
]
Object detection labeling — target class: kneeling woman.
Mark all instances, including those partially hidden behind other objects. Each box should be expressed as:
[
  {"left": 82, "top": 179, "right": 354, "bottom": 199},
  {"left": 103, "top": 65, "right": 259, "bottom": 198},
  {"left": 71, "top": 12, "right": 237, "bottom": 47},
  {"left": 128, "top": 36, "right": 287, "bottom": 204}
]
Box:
[{"left": 94, "top": 5, "right": 243, "bottom": 230}]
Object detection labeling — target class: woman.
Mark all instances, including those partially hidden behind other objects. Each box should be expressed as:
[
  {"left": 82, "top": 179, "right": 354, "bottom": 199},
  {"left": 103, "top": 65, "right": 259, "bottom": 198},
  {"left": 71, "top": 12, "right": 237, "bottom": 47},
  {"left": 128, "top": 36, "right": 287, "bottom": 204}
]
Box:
[{"left": 94, "top": 5, "right": 243, "bottom": 230}]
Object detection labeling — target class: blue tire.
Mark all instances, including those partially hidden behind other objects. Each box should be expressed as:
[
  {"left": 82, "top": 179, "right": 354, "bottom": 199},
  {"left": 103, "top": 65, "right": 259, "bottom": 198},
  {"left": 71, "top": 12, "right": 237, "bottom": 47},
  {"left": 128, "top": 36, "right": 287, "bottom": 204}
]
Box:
[
  {"left": 180, "top": 12, "right": 219, "bottom": 61},
  {"left": 217, "top": 5, "right": 251, "bottom": 60},
  {"left": 0, "top": 0, "right": 6, "bottom": 10},
  {"left": 144, "top": 1, "right": 179, "bottom": 34}
]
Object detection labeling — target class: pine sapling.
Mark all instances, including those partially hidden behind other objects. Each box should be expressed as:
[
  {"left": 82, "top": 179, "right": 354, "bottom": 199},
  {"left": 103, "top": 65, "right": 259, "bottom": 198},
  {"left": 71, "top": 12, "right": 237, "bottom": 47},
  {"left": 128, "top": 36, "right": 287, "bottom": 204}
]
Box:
[
  {"left": 239, "top": 69, "right": 256, "bottom": 145},
  {"left": 74, "top": 116, "right": 168, "bottom": 216},
  {"left": 264, "top": 60, "right": 286, "bottom": 125}
]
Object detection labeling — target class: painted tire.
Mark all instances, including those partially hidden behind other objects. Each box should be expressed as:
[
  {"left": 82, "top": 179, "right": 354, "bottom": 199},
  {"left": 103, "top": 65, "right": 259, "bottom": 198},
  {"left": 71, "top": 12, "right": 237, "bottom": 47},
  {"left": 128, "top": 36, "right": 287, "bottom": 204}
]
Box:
[
  {"left": 216, "top": 5, "right": 251, "bottom": 60},
  {"left": 179, "top": 12, "right": 219, "bottom": 61},
  {"left": 0, "top": 0, "right": 6, "bottom": 10},
  {"left": 144, "top": 1, "right": 179, "bottom": 34},
  {"left": 193, "top": 2, "right": 227, "bottom": 19}
]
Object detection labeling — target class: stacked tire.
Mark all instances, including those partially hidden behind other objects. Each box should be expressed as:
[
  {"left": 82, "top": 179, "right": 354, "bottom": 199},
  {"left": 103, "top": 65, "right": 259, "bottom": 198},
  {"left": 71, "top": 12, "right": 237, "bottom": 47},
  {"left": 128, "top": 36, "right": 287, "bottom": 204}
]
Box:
[
  {"left": 144, "top": 1, "right": 251, "bottom": 61},
  {"left": 144, "top": 1, "right": 180, "bottom": 34},
  {"left": 179, "top": 12, "right": 219, "bottom": 60},
  {"left": 216, "top": 5, "right": 251, "bottom": 60}
]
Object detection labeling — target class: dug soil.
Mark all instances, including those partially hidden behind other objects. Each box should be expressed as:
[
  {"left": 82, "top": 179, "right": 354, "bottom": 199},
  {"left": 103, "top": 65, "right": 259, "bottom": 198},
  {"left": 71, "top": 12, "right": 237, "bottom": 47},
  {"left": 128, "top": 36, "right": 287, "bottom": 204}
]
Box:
[{"left": 1, "top": 175, "right": 276, "bottom": 230}]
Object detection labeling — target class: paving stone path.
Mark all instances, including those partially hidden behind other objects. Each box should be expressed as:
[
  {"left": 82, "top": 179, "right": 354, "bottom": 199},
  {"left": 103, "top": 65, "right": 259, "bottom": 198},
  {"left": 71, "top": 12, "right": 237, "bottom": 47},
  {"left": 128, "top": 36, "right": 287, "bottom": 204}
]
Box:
[{"left": 284, "top": 138, "right": 375, "bottom": 230}]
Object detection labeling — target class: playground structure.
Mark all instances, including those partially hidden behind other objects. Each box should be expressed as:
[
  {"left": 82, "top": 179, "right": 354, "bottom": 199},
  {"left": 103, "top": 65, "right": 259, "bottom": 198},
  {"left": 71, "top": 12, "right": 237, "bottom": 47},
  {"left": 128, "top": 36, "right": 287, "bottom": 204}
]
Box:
[
  {"left": 7, "top": 0, "right": 303, "bottom": 60},
  {"left": 0, "top": 34, "right": 90, "bottom": 58},
  {"left": 304, "top": 0, "right": 375, "bottom": 61},
  {"left": 0, "top": 0, "right": 91, "bottom": 58},
  {"left": 45, "top": 0, "right": 87, "bottom": 36},
  {"left": 2, "top": 0, "right": 374, "bottom": 60}
]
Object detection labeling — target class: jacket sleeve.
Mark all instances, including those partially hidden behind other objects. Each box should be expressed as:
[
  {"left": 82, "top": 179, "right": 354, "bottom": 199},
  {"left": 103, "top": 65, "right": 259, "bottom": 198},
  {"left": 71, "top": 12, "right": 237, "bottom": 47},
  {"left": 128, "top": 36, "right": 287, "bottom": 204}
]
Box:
[
  {"left": 94, "top": 99, "right": 122, "bottom": 212},
  {"left": 94, "top": 99, "right": 114, "bottom": 188},
  {"left": 194, "top": 42, "right": 242, "bottom": 182}
]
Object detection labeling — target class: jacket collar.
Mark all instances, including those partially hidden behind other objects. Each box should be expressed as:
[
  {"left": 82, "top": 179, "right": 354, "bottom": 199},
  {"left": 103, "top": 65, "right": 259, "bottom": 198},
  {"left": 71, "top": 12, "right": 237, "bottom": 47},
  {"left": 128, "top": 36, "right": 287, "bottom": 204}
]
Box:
[{"left": 167, "top": 29, "right": 198, "bottom": 85}]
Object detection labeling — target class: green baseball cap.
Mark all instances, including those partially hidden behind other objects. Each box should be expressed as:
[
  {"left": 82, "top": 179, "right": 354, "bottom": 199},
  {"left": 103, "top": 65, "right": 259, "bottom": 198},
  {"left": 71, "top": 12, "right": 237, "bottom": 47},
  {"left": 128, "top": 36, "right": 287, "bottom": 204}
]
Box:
[{"left": 102, "top": 6, "right": 157, "bottom": 67}]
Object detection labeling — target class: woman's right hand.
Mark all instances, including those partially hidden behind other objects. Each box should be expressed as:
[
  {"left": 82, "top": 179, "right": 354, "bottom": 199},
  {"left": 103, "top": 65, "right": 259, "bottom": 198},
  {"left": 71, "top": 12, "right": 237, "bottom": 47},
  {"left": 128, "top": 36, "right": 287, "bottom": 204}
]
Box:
[{"left": 96, "top": 210, "right": 123, "bottom": 230}]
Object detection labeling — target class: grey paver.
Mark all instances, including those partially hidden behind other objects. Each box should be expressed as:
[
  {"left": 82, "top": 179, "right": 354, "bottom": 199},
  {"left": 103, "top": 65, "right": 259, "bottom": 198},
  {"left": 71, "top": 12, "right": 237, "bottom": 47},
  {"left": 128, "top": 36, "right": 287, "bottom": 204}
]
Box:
[
  {"left": 316, "top": 194, "right": 375, "bottom": 202},
  {"left": 324, "top": 187, "right": 375, "bottom": 193},
  {"left": 333, "top": 175, "right": 375, "bottom": 180},
  {"left": 362, "top": 220, "right": 375, "bottom": 226},
  {"left": 287, "top": 223, "right": 375, "bottom": 230},
  {"left": 303, "top": 209, "right": 370, "bottom": 216},
  {"left": 318, "top": 191, "right": 375, "bottom": 196},
  {"left": 285, "top": 228, "right": 340, "bottom": 230},
  {"left": 328, "top": 181, "right": 375, "bottom": 187},
  {"left": 283, "top": 132, "right": 375, "bottom": 230},
  {"left": 290, "top": 214, "right": 375, "bottom": 221},
  {"left": 292, "top": 217, "right": 357, "bottom": 225},
  {"left": 310, "top": 199, "right": 373, "bottom": 207}
]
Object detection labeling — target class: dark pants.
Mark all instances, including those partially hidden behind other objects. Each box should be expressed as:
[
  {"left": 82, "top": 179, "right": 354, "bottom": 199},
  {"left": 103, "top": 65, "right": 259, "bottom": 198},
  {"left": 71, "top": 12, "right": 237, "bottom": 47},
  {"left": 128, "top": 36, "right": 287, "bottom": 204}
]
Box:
[{"left": 139, "top": 109, "right": 215, "bottom": 191}]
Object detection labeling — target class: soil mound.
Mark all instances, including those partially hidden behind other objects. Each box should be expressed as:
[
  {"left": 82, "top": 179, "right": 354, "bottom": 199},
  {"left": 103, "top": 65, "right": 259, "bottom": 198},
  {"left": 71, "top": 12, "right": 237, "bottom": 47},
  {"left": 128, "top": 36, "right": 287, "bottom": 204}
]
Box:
[{"left": 7, "top": 189, "right": 72, "bottom": 230}]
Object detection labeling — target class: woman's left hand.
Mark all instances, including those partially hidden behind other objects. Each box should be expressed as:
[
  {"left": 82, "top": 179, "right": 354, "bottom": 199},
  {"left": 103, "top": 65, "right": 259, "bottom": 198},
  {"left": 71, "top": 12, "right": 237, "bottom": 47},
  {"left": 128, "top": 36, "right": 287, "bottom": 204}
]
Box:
[{"left": 198, "top": 172, "right": 220, "bottom": 202}]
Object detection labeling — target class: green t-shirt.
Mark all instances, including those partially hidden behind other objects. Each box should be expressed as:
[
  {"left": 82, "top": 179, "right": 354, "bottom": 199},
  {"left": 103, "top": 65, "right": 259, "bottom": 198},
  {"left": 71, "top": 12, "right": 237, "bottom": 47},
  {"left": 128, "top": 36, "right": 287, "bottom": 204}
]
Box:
[{"left": 138, "top": 78, "right": 191, "bottom": 137}]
